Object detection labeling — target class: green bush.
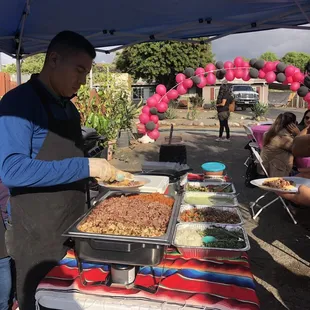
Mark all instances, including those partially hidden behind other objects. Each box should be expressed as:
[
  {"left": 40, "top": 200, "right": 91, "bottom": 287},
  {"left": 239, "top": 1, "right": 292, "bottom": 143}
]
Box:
[{"left": 252, "top": 102, "right": 268, "bottom": 119}]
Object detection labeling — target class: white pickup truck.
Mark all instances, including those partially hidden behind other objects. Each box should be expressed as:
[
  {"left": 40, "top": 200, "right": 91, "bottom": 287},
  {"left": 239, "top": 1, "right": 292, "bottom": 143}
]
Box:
[{"left": 232, "top": 84, "right": 259, "bottom": 111}]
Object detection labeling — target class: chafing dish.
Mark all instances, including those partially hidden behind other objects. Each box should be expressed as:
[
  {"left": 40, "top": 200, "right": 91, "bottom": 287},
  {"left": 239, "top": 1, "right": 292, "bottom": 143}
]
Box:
[{"left": 63, "top": 191, "right": 181, "bottom": 266}]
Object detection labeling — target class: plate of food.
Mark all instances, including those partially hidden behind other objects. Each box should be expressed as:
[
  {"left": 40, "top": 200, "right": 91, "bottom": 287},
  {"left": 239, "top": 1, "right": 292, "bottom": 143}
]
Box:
[
  {"left": 250, "top": 177, "right": 310, "bottom": 193},
  {"left": 98, "top": 176, "right": 148, "bottom": 190}
]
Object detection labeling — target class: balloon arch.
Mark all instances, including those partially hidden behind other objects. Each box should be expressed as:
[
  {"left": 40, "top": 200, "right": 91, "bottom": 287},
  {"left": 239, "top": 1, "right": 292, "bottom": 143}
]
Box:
[{"left": 137, "top": 57, "right": 310, "bottom": 140}]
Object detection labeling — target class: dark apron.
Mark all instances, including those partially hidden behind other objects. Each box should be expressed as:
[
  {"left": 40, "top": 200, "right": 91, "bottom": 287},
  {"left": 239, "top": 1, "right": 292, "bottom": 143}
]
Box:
[{"left": 5, "top": 78, "right": 86, "bottom": 310}]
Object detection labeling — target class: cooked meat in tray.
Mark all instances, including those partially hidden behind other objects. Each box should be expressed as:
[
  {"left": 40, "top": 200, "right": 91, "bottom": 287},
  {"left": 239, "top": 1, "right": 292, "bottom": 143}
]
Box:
[{"left": 63, "top": 191, "right": 181, "bottom": 245}]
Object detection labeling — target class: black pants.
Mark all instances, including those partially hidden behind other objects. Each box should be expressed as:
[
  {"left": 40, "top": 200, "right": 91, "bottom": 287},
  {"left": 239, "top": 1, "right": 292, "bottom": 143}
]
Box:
[{"left": 219, "top": 118, "right": 230, "bottom": 139}]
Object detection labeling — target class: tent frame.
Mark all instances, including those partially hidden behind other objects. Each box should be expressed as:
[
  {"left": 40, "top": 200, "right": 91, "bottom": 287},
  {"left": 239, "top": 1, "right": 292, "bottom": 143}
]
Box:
[{"left": 11, "top": 0, "right": 310, "bottom": 85}]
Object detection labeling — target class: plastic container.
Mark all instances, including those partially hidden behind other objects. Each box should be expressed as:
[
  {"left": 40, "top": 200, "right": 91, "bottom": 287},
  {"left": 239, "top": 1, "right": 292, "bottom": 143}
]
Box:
[
  {"left": 137, "top": 175, "right": 169, "bottom": 194},
  {"left": 182, "top": 192, "right": 238, "bottom": 207},
  {"left": 178, "top": 205, "right": 243, "bottom": 225},
  {"left": 201, "top": 162, "right": 226, "bottom": 176},
  {"left": 173, "top": 223, "right": 250, "bottom": 259},
  {"left": 185, "top": 182, "right": 236, "bottom": 195}
]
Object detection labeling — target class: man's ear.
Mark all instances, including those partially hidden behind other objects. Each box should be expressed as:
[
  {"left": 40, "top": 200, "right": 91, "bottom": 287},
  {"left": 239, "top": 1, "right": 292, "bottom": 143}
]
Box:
[{"left": 47, "top": 51, "right": 59, "bottom": 69}]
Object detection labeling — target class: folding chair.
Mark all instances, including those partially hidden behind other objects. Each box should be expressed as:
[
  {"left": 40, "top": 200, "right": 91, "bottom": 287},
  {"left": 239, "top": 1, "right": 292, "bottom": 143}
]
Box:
[
  {"left": 243, "top": 125, "right": 260, "bottom": 167},
  {"left": 249, "top": 147, "right": 297, "bottom": 224}
]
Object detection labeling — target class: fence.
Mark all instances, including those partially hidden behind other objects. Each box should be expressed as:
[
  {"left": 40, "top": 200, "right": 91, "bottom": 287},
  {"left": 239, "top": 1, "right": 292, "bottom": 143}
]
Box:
[{"left": 0, "top": 72, "right": 17, "bottom": 96}]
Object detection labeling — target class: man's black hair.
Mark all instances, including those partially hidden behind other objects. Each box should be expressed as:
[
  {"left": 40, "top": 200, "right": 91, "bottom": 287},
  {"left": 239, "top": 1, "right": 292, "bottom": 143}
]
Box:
[
  {"left": 46, "top": 30, "right": 96, "bottom": 59},
  {"left": 305, "top": 61, "right": 310, "bottom": 74}
]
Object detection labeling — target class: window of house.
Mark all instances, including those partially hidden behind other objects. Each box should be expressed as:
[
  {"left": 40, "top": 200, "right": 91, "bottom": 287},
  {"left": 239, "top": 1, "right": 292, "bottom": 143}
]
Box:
[{"left": 133, "top": 87, "right": 144, "bottom": 100}]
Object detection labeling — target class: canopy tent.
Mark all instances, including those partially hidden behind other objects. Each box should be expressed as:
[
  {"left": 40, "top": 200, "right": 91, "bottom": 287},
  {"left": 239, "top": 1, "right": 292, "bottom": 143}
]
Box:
[{"left": 1, "top": 0, "right": 309, "bottom": 83}]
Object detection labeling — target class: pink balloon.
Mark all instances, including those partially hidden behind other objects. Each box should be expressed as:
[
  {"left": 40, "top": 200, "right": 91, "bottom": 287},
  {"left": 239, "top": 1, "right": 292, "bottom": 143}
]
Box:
[
  {"left": 242, "top": 72, "right": 251, "bottom": 81},
  {"left": 234, "top": 56, "right": 244, "bottom": 67},
  {"left": 304, "top": 92, "right": 310, "bottom": 102},
  {"left": 197, "top": 76, "right": 208, "bottom": 88},
  {"left": 147, "top": 96, "right": 157, "bottom": 107},
  {"left": 286, "top": 76, "right": 293, "bottom": 84},
  {"left": 285, "top": 65, "right": 295, "bottom": 77},
  {"left": 167, "top": 89, "right": 179, "bottom": 100},
  {"left": 195, "top": 67, "right": 205, "bottom": 75},
  {"left": 157, "top": 102, "right": 168, "bottom": 113},
  {"left": 137, "top": 123, "right": 146, "bottom": 134},
  {"left": 153, "top": 93, "right": 161, "bottom": 102},
  {"left": 265, "top": 71, "right": 276, "bottom": 83},
  {"left": 224, "top": 61, "right": 234, "bottom": 70},
  {"left": 161, "top": 95, "right": 169, "bottom": 103},
  {"left": 225, "top": 70, "right": 235, "bottom": 81},
  {"left": 290, "top": 82, "right": 300, "bottom": 92},
  {"left": 148, "top": 129, "right": 160, "bottom": 140},
  {"left": 156, "top": 84, "right": 167, "bottom": 96},
  {"left": 205, "top": 63, "right": 216, "bottom": 73},
  {"left": 234, "top": 68, "right": 244, "bottom": 79},
  {"left": 177, "top": 84, "right": 188, "bottom": 94},
  {"left": 155, "top": 122, "right": 159, "bottom": 129},
  {"left": 243, "top": 62, "right": 250, "bottom": 68},
  {"left": 139, "top": 113, "right": 150, "bottom": 124},
  {"left": 176, "top": 73, "right": 186, "bottom": 83},
  {"left": 294, "top": 68, "right": 301, "bottom": 73},
  {"left": 206, "top": 73, "right": 216, "bottom": 85},
  {"left": 308, "top": 102, "right": 310, "bottom": 109},
  {"left": 293, "top": 72, "right": 304, "bottom": 83},
  {"left": 264, "top": 61, "right": 274, "bottom": 72},
  {"left": 183, "top": 78, "right": 194, "bottom": 89},
  {"left": 142, "top": 106, "right": 150, "bottom": 114},
  {"left": 258, "top": 70, "right": 266, "bottom": 79},
  {"left": 150, "top": 115, "right": 159, "bottom": 123}
]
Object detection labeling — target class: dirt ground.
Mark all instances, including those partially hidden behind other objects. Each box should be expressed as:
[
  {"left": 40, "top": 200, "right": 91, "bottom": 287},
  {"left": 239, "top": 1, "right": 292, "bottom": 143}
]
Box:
[{"left": 111, "top": 130, "right": 310, "bottom": 310}]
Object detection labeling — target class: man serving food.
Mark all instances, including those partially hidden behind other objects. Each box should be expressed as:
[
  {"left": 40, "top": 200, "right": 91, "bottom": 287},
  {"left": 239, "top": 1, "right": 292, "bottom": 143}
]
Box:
[{"left": 0, "top": 31, "right": 132, "bottom": 310}]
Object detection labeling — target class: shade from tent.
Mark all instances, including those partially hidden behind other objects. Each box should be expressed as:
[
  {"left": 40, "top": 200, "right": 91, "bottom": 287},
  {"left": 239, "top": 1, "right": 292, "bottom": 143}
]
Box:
[{"left": 0, "top": 0, "right": 309, "bottom": 58}]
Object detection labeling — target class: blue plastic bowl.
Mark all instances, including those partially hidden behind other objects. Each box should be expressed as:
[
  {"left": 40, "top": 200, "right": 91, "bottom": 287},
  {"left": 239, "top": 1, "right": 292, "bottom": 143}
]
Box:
[{"left": 201, "top": 162, "right": 226, "bottom": 172}]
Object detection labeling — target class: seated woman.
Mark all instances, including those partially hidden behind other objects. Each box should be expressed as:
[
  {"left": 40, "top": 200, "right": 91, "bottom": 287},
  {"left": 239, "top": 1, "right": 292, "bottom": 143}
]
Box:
[
  {"left": 298, "top": 109, "right": 310, "bottom": 132},
  {"left": 260, "top": 112, "right": 300, "bottom": 177}
]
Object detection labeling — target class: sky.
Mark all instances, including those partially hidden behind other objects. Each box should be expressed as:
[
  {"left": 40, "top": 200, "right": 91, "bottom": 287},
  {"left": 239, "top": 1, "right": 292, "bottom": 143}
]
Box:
[{"left": 1, "top": 25, "right": 309, "bottom": 65}]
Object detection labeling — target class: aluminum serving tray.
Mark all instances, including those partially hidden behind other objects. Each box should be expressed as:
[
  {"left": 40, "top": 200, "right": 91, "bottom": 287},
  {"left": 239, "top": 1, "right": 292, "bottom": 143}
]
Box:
[
  {"left": 172, "top": 223, "right": 250, "bottom": 259},
  {"left": 177, "top": 205, "right": 244, "bottom": 226},
  {"left": 182, "top": 192, "right": 239, "bottom": 207},
  {"left": 63, "top": 191, "right": 182, "bottom": 246},
  {"left": 185, "top": 182, "right": 236, "bottom": 195}
]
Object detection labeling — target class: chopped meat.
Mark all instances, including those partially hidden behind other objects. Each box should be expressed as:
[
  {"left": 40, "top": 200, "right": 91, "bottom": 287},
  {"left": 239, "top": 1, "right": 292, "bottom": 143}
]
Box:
[
  {"left": 263, "top": 178, "right": 294, "bottom": 189},
  {"left": 78, "top": 194, "right": 174, "bottom": 237}
]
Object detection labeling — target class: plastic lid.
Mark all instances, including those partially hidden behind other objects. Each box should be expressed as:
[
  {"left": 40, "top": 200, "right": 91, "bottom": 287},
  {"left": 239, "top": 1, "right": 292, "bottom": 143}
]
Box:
[{"left": 201, "top": 162, "right": 226, "bottom": 172}]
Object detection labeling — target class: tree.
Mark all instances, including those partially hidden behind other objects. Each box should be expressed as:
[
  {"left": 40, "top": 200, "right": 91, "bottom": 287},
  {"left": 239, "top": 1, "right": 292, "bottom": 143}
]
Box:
[
  {"left": 259, "top": 51, "right": 278, "bottom": 62},
  {"left": 114, "top": 40, "right": 214, "bottom": 89},
  {"left": 2, "top": 53, "right": 45, "bottom": 74},
  {"left": 281, "top": 52, "right": 310, "bottom": 71}
]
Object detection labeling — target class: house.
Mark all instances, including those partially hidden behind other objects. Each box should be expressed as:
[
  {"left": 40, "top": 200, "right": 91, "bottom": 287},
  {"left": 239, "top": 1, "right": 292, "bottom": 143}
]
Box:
[
  {"left": 203, "top": 78, "right": 269, "bottom": 104},
  {"left": 132, "top": 78, "right": 156, "bottom": 104}
]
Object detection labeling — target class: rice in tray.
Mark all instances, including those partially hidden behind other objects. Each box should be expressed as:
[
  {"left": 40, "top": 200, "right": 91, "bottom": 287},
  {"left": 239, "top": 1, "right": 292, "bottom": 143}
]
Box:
[{"left": 174, "top": 229, "right": 203, "bottom": 247}]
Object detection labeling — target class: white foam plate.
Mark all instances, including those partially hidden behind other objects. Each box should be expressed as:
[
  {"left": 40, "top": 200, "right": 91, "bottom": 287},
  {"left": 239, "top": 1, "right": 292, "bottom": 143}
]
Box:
[{"left": 250, "top": 177, "right": 310, "bottom": 193}]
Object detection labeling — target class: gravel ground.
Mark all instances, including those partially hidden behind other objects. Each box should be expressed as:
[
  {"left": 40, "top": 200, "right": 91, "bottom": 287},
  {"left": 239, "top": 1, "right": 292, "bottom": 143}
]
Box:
[{"left": 111, "top": 130, "right": 310, "bottom": 310}]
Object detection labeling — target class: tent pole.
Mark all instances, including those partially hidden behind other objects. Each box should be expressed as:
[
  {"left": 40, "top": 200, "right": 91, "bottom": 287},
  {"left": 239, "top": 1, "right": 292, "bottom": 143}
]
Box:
[
  {"left": 16, "top": 57, "right": 21, "bottom": 85},
  {"left": 294, "top": 0, "right": 310, "bottom": 23}
]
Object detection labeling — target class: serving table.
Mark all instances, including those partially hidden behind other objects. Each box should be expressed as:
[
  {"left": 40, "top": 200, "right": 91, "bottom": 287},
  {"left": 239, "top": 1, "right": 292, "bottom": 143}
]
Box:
[
  {"left": 36, "top": 248, "right": 259, "bottom": 310},
  {"left": 36, "top": 174, "right": 259, "bottom": 309}
]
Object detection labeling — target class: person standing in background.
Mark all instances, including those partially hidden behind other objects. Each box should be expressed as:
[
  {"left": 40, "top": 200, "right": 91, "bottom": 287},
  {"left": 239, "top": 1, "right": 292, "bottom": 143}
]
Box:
[{"left": 215, "top": 84, "right": 234, "bottom": 142}]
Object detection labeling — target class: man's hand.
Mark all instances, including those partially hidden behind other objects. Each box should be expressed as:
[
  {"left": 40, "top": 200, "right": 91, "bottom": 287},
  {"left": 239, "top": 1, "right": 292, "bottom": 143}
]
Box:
[
  {"left": 88, "top": 158, "right": 133, "bottom": 182},
  {"left": 278, "top": 185, "right": 310, "bottom": 207}
]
